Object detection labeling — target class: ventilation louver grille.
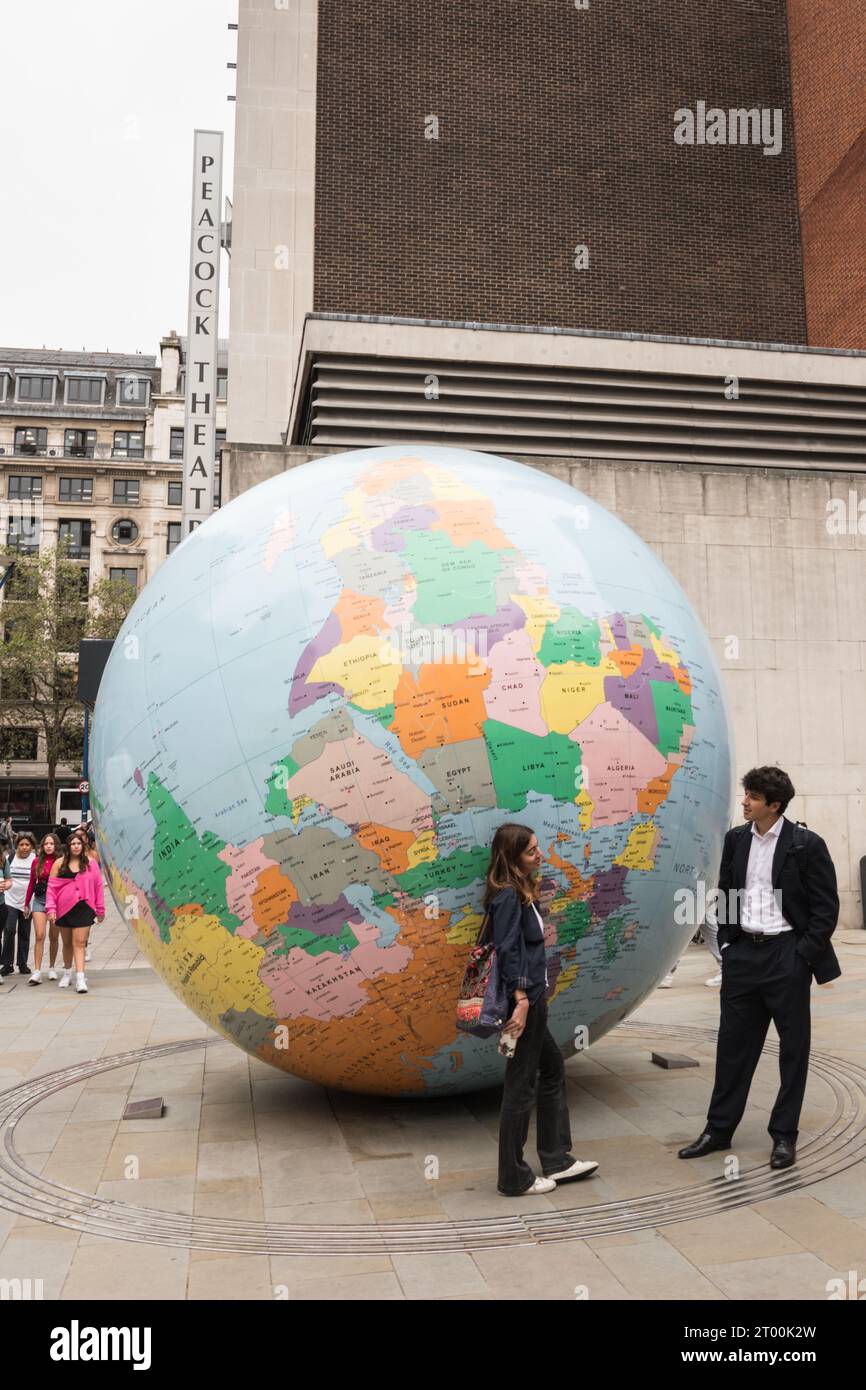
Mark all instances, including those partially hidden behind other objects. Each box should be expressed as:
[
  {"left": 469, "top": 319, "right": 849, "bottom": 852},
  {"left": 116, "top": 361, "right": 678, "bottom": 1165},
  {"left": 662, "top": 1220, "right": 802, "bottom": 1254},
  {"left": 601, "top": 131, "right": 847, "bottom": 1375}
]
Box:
[{"left": 298, "top": 356, "right": 866, "bottom": 470}]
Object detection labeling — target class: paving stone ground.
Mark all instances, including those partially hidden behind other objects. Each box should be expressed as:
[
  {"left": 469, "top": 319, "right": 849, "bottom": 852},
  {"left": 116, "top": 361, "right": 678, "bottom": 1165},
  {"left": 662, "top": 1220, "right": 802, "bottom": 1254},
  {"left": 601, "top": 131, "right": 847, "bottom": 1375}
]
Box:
[{"left": 1, "top": 892, "right": 864, "bottom": 1301}]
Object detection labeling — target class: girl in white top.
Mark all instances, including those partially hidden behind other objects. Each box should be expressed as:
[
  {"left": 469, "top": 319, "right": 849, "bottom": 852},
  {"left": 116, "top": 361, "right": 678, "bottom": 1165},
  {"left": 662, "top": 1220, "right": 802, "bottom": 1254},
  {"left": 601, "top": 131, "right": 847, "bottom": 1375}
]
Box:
[{"left": 1, "top": 832, "right": 37, "bottom": 976}]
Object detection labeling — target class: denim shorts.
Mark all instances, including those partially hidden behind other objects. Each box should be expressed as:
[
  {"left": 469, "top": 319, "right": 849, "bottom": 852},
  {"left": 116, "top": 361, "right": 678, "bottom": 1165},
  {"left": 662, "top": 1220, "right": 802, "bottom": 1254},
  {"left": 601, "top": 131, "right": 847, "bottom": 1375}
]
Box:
[{"left": 30, "top": 892, "right": 47, "bottom": 914}]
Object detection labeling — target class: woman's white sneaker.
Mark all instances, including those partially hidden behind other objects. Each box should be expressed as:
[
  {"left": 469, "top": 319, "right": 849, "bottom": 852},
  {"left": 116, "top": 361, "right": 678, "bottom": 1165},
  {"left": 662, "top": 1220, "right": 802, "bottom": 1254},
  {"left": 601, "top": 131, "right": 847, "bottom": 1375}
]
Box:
[
  {"left": 76, "top": 973, "right": 88, "bottom": 994},
  {"left": 58, "top": 969, "right": 73, "bottom": 989},
  {"left": 547, "top": 1159, "right": 599, "bottom": 1183},
  {"left": 48, "top": 967, "right": 58, "bottom": 981},
  {"left": 28, "top": 970, "right": 42, "bottom": 986},
  {"left": 705, "top": 972, "right": 723, "bottom": 987}
]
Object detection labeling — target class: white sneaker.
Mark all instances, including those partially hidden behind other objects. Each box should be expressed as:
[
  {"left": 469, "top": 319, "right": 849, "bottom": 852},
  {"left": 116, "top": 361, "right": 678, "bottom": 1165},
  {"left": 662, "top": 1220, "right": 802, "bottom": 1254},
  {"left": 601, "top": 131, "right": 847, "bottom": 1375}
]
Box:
[
  {"left": 547, "top": 1159, "right": 599, "bottom": 1183},
  {"left": 705, "top": 972, "right": 723, "bottom": 987},
  {"left": 28, "top": 970, "right": 42, "bottom": 986},
  {"left": 48, "top": 967, "right": 57, "bottom": 981},
  {"left": 85, "top": 945, "right": 92, "bottom": 962},
  {"left": 503, "top": 1176, "right": 556, "bottom": 1196},
  {"left": 58, "top": 969, "right": 72, "bottom": 989},
  {"left": 76, "top": 973, "right": 88, "bottom": 994},
  {"left": 659, "top": 974, "right": 675, "bottom": 988}
]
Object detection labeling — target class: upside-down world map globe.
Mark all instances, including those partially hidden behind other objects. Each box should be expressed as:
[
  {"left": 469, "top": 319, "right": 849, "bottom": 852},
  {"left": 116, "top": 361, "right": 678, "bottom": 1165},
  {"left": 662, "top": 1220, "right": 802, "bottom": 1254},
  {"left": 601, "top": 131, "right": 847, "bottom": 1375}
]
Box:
[{"left": 92, "top": 445, "right": 732, "bottom": 1095}]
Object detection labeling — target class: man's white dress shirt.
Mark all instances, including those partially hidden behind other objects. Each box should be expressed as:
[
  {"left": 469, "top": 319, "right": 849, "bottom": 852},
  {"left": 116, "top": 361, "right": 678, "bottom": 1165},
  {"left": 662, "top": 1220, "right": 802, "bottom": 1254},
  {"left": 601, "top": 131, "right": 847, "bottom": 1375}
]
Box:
[{"left": 741, "top": 815, "right": 793, "bottom": 935}]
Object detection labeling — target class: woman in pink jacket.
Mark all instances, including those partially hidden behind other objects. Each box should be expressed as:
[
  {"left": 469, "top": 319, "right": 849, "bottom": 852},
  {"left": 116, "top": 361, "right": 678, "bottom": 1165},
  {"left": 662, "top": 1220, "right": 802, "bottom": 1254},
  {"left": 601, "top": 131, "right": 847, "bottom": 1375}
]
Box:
[{"left": 46, "top": 830, "right": 105, "bottom": 994}]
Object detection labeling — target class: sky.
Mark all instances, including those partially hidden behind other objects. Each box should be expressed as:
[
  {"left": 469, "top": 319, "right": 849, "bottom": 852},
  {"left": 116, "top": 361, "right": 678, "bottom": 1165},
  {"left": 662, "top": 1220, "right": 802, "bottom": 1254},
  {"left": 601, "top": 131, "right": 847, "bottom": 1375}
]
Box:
[{"left": 0, "top": 0, "right": 237, "bottom": 356}]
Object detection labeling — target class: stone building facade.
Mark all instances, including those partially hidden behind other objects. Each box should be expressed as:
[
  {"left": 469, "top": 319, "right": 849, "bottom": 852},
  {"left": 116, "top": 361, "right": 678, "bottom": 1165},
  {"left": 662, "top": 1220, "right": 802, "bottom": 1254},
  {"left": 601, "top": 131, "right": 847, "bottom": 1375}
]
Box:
[{"left": 0, "top": 336, "right": 227, "bottom": 824}]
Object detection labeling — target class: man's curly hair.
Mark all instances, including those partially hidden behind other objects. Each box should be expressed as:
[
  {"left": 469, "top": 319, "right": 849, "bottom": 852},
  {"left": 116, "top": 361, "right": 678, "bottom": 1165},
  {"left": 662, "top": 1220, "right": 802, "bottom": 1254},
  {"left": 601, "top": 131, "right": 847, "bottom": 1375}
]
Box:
[{"left": 742, "top": 766, "right": 795, "bottom": 815}]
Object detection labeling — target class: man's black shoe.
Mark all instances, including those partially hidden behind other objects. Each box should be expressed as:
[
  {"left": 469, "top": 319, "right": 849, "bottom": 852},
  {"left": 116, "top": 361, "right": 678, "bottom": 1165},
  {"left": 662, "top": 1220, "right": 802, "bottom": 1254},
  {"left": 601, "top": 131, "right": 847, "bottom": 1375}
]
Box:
[
  {"left": 678, "top": 1132, "right": 733, "bottom": 1159},
  {"left": 770, "top": 1139, "right": 796, "bottom": 1170},
  {"left": 0, "top": 966, "right": 13, "bottom": 977},
  {"left": 18, "top": 966, "right": 30, "bottom": 976}
]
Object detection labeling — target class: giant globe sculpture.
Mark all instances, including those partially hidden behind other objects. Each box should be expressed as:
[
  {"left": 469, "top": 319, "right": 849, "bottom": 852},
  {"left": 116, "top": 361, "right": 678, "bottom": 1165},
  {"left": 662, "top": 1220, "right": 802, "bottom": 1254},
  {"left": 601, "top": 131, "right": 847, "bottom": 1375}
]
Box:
[{"left": 92, "top": 445, "right": 732, "bottom": 1096}]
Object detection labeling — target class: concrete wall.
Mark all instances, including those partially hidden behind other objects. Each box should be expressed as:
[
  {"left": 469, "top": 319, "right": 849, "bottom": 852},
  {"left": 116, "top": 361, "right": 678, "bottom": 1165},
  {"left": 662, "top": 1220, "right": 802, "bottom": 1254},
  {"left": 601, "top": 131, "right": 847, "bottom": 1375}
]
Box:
[
  {"left": 228, "top": 0, "right": 318, "bottom": 447},
  {"left": 225, "top": 442, "right": 866, "bottom": 929}
]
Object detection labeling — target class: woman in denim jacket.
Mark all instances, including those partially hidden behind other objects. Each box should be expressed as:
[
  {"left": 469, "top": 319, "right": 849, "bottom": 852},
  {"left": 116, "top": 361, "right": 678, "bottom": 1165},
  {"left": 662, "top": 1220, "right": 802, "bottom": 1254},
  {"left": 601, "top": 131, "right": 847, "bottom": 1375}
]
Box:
[{"left": 486, "top": 822, "right": 599, "bottom": 1196}]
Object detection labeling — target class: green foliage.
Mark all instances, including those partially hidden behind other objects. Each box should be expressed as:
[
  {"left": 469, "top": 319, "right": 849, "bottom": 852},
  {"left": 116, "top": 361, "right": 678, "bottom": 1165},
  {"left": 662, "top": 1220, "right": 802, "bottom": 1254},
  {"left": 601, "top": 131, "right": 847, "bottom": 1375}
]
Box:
[
  {"left": 0, "top": 538, "right": 130, "bottom": 801},
  {"left": 87, "top": 574, "right": 137, "bottom": 640}
]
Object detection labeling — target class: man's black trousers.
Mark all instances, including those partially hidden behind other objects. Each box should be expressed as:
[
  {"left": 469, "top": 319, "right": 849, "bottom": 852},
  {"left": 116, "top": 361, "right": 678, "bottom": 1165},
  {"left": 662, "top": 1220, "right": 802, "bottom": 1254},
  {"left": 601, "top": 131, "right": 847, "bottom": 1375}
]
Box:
[{"left": 707, "top": 930, "right": 812, "bottom": 1143}]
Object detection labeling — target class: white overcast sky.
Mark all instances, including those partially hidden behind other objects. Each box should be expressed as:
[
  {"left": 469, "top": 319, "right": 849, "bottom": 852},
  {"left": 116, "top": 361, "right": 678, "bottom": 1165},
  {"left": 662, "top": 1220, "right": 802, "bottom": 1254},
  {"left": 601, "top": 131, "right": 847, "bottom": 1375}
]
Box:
[{"left": 0, "top": 0, "right": 237, "bottom": 355}]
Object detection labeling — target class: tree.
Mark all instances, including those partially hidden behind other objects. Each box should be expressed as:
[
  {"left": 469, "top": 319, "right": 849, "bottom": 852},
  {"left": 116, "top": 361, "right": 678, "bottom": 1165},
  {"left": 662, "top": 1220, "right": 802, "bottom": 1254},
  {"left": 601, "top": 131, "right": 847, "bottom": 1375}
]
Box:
[
  {"left": 87, "top": 573, "right": 137, "bottom": 640},
  {"left": 0, "top": 542, "right": 135, "bottom": 814}
]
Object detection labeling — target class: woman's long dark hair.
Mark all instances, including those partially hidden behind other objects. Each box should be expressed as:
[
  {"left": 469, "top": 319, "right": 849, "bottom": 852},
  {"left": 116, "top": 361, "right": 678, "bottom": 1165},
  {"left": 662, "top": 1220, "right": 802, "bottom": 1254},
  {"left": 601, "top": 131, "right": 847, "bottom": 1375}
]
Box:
[
  {"left": 483, "top": 822, "right": 538, "bottom": 909},
  {"left": 36, "top": 832, "right": 59, "bottom": 877},
  {"left": 57, "top": 832, "right": 89, "bottom": 873}
]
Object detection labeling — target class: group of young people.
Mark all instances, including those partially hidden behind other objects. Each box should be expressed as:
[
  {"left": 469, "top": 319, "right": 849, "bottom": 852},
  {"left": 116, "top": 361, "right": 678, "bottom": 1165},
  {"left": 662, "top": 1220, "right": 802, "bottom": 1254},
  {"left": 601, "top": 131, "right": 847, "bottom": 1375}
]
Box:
[
  {"left": 486, "top": 764, "right": 841, "bottom": 1196},
  {"left": 0, "top": 824, "right": 105, "bottom": 994}
]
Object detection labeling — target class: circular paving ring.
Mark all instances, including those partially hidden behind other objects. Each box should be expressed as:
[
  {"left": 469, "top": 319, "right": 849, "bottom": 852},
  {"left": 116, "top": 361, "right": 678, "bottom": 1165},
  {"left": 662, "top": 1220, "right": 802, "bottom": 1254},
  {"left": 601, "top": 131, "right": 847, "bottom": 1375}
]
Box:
[{"left": 0, "top": 1022, "right": 864, "bottom": 1255}]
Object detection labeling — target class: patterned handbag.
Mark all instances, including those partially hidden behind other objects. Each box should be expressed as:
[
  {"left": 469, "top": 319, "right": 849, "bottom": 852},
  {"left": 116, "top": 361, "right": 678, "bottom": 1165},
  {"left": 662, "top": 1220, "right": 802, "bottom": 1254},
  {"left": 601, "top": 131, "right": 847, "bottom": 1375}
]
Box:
[{"left": 456, "top": 912, "right": 509, "bottom": 1038}]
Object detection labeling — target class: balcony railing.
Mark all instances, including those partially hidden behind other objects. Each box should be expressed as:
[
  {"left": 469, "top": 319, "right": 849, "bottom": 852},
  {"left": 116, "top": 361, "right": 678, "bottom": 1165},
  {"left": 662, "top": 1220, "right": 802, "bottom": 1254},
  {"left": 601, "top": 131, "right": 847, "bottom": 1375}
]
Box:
[{"left": 2, "top": 442, "right": 160, "bottom": 463}]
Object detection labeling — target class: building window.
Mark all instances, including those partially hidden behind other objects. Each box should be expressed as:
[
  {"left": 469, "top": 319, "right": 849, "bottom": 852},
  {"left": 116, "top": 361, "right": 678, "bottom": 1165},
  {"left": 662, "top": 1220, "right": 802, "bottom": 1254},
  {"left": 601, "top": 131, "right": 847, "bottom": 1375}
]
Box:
[
  {"left": 0, "top": 730, "right": 39, "bottom": 761},
  {"left": 111, "top": 518, "right": 139, "bottom": 545},
  {"left": 57, "top": 611, "right": 86, "bottom": 655},
  {"left": 215, "top": 429, "right": 226, "bottom": 460},
  {"left": 116, "top": 377, "right": 149, "bottom": 407},
  {"left": 16, "top": 375, "right": 54, "bottom": 402},
  {"left": 55, "top": 666, "right": 77, "bottom": 699},
  {"left": 217, "top": 374, "right": 228, "bottom": 400},
  {"left": 113, "top": 430, "right": 144, "bottom": 459},
  {"left": 169, "top": 428, "right": 184, "bottom": 459},
  {"left": 167, "top": 522, "right": 181, "bottom": 555},
  {"left": 57, "top": 519, "right": 91, "bottom": 558},
  {"left": 109, "top": 567, "right": 138, "bottom": 591},
  {"left": 7, "top": 476, "right": 42, "bottom": 499},
  {"left": 167, "top": 481, "right": 182, "bottom": 506},
  {"left": 14, "top": 427, "right": 48, "bottom": 456},
  {"left": 64, "top": 429, "right": 96, "bottom": 459},
  {"left": 0, "top": 372, "right": 10, "bottom": 403},
  {"left": 6, "top": 517, "right": 40, "bottom": 553},
  {"left": 65, "top": 377, "right": 104, "bottom": 405},
  {"left": 57, "top": 726, "right": 83, "bottom": 763},
  {"left": 58, "top": 476, "right": 94, "bottom": 503},
  {"left": 55, "top": 565, "right": 89, "bottom": 604},
  {"left": 113, "top": 479, "right": 140, "bottom": 505},
  {"left": 1, "top": 562, "right": 38, "bottom": 601}
]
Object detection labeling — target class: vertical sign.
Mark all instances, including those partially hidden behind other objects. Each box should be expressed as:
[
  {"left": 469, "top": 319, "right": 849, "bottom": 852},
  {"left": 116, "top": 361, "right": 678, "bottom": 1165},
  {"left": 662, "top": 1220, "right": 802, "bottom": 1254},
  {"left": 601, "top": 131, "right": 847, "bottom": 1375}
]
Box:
[{"left": 182, "top": 130, "right": 223, "bottom": 538}]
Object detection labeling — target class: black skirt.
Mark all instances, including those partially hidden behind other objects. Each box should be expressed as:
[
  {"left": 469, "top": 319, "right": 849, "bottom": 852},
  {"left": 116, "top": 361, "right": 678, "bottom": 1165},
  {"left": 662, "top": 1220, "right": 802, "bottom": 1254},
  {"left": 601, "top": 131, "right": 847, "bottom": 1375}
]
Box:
[{"left": 57, "top": 901, "right": 96, "bottom": 929}]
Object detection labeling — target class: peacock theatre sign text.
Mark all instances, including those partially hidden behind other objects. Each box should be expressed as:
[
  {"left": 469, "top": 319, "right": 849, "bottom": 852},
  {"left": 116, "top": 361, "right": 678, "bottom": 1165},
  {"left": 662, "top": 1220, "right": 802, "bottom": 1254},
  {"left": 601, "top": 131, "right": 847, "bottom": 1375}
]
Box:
[{"left": 182, "top": 130, "right": 223, "bottom": 538}]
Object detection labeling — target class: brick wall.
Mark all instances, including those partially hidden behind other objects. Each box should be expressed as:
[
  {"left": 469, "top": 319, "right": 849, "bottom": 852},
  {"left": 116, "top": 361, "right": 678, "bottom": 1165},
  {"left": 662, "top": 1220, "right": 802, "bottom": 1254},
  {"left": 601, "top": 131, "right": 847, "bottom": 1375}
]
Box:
[
  {"left": 787, "top": 0, "right": 866, "bottom": 349},
  {"left": 315, "top": 0, "right": 806, "bottom": 344}
]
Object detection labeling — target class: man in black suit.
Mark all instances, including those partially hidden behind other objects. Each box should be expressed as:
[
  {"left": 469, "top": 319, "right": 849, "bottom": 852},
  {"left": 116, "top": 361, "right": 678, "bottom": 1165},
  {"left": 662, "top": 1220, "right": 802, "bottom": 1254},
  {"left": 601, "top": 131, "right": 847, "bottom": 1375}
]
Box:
[{"left": 679, "top": 765, "right": 840, "bottom": 1170}]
